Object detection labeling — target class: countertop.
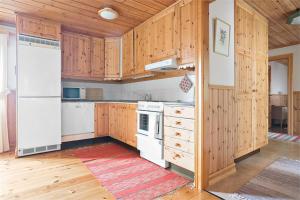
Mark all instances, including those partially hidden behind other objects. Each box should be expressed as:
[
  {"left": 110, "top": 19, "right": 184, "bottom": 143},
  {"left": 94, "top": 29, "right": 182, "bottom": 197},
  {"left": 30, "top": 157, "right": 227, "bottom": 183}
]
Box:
[
  {"left": 61, "top": 99, "right": 138, "bottom": 104},
  {"left": 61, "top": 99, "right": 195, "bottom": 106}
]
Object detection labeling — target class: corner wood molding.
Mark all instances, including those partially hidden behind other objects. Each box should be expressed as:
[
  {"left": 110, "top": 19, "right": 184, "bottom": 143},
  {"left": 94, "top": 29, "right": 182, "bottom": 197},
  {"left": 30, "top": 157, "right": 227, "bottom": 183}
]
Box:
[{"left": 208, "top": 163, "right": 236, "bottom": 186}]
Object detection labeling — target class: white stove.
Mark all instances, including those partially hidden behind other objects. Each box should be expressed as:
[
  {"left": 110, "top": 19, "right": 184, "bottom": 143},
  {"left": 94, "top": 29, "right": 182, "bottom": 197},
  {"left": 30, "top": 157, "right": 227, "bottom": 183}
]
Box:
[{"left": 136, "top": 101, "right": 193, "bottom": 168}]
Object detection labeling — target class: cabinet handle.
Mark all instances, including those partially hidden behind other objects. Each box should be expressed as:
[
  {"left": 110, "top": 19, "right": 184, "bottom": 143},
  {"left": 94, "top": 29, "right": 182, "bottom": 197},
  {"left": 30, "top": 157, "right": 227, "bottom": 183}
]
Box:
[
  {"left": 175, "top": 143, "right": 181, "bottom": 148},
  {"left": 173, "top": 154, "right": 181, "bottom": 159},
  {"left": 176, "top": 121, "right": 182, "bottom": 125},
  {"left": 175, "top": 132, "right": 181, "bottom": 136},
  {"left": 175, "top": 110, "right": 181, "bottom": 114}
]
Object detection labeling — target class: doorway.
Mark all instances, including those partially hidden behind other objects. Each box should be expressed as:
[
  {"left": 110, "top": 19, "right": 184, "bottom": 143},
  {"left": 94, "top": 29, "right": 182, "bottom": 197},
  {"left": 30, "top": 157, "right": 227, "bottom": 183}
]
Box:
[{"left": 268, "top": 54, "right": 293, "bottom": 135}]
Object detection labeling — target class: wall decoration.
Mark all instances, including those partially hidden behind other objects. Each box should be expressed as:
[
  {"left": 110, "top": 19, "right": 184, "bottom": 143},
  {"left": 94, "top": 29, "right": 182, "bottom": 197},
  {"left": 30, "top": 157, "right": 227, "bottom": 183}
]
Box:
[
  {"left": 179, "top": 74, "right": 193, "bottom": 93},
  {"left": 214, "top": 18, "right": 231, "bottom": 56}
]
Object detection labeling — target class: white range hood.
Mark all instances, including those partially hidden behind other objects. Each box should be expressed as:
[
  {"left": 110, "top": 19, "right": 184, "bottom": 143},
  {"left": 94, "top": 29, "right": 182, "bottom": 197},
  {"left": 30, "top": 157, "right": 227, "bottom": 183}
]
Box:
[{"left": 145, "top": 58, "right": 178, "bottom": 72}]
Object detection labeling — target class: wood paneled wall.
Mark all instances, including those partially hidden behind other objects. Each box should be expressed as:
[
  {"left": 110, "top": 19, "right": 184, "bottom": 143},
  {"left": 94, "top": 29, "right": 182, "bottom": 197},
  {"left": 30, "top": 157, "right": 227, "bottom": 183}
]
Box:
[
  {"left": 207, "top": 86, "right": 236, "bottom": 175},
  {"left": 294, "top": 92, "right": 300, "bottom": 135}
]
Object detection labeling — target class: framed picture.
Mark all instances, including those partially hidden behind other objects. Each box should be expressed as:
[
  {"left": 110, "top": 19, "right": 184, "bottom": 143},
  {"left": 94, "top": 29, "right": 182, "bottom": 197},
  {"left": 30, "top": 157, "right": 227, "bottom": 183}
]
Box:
[{"left": 214, "top": 18, "right": 231, "bottom": 57}]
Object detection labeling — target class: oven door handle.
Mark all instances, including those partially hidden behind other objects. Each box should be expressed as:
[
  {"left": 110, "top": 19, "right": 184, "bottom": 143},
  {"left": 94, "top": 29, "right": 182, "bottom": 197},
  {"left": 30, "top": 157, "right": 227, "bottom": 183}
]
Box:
[{"left": 154, "top": 114, "right": 162, "bottom": 140}]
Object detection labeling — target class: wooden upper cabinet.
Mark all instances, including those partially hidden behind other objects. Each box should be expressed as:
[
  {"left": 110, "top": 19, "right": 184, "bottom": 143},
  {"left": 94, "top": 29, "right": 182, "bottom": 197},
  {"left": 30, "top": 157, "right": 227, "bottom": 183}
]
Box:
[
  {"left": 91, "top": 37, "right": 105, "bottom": 78},
  {"left": 134, "top": 21, "right": 152, "bottom": 75},
  {"left": 177, "top": 0, "right": 196, "bottom": 65},
  {"left": 62, "top": 32, "right": 90, "bottom": 78},
  {"left": 150, "top": 5, "right": 179, "bottom": 62},
  {"left": 62, "top": 32, "right": 106, "bottom": 80},
  {"left": 17, "top": 15, "right": 61, "bottom": 40},
  {"left": 122, "top": 30, "right": 134, "bottom": 78},
  {"left": 105, "top": 38, "right": 121, "bottom": 80}
]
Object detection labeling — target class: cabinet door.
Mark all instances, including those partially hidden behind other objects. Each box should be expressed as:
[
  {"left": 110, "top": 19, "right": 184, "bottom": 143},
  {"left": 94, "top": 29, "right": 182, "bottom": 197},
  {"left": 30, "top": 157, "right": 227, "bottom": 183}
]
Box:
[
  {"left": 109, "top": 104, "right": 116, "bottom": 138},
  {"left": 62, "top": 33, "right": 75, "bottom": 77},
  {"left": 17, "top": 15, "right": 61, "bottom": 40},
  {"left": 91, "top": 37, "right": 105, "bottom": 78},
  {"left": 105, "top": 38, "right": 121, "bottom": 79},
  {"left": 294, "top": 92, "right": 300, "bottom": 135},
  {"left": 95, "top": 104, "right": 109, "bottom": 137},
  {"left": 177, "top": 0, "right": 196, "bottom": 65},
  {"left": 150, "top": 5, "right": 179, "bottom": 62},
  {"left": 62, "top": 33, "right": 91, "bottom": 78},
  {"left": 235, "top": 3, "right": 254, "bottom": 158},
  {"left": 74, "top": 35, "right": 91, "bottom": 77},
  {"left": 134, "top": 22, "right": 152, "bottom": 75},
  {"left": 253, "top": 15, "right": 268, "bottom": 149},
  {"left": 126, "top": 104, "right": 137, "bottom": 147},
  {"left": 122, "top": 30, "right": 134, "bottom": 78}
]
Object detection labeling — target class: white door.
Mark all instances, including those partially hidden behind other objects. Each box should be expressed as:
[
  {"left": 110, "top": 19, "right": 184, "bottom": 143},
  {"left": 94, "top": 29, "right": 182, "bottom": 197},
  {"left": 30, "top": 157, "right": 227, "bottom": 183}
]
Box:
[
  {"left": 18, "top": 98, "right": 61, "bottom": 149},
  {"left": 17, "top": 43, "right": 61, "bottom": 97},
  {"left": 62, "top": 102, "right": 94, "bottom": 135}
]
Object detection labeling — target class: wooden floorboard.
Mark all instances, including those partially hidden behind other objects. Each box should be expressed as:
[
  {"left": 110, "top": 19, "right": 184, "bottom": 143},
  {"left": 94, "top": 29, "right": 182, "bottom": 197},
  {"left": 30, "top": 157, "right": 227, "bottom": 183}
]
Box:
[{"left": 0, "top": 144, "right": 218, "bottom": 200}]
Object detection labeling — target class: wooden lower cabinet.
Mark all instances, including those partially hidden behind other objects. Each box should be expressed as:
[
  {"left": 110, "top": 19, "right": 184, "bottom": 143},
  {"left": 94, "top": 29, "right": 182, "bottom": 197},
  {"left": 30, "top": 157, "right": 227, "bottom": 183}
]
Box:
[
  {"left": 95, "top": 104, "right": 109, "bottom": 137},
  {"left": 95, "top": 103, "right": 137, "bottom": 147}
]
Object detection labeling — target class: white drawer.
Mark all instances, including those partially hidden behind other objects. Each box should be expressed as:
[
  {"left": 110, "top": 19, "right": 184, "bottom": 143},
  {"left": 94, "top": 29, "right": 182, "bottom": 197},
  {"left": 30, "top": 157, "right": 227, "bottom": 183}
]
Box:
[
  {"left": 165, "top": 136, "right": 194, "bottom": 154},
  {"left": 164, "top": 116, "right": 194, "bottom": 131},
  {"left": 164, "top": 106, "right": 194, "bottom": 119},
  {"left": 164, "top": 146, "right": 194, "bottom": 172},
  {"left": 164, "top": 126, "right": 194, "bottom": 142}
]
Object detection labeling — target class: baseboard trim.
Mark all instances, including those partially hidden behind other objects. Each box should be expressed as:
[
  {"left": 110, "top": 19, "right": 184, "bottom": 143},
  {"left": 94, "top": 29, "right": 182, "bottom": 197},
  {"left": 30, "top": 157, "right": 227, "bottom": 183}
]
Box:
[
  {"left": 208, "top": 163, "right": 236, "bottom": 186},
  {"left": 234, "top": 149, "right": 260, "bottom": 163}
]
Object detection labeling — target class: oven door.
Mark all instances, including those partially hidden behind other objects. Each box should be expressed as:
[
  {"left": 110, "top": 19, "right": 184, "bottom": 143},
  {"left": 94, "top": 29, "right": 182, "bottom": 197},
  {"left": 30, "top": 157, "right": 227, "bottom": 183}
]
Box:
[{"left": 137, "top": 110, "right": 162, "bottom": 138}]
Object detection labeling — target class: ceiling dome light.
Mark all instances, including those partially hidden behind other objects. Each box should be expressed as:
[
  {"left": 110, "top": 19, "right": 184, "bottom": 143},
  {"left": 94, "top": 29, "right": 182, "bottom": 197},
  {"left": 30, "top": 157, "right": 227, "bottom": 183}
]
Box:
[{"left": 98, "top": 7, "right": 119, "bottom": 20}]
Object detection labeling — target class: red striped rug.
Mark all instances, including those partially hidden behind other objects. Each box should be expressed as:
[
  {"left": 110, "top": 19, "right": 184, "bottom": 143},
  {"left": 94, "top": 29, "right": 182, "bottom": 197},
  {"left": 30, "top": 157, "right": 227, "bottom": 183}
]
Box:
[{"left": 73, "top": 143, "right": 191, "bottom": 200}]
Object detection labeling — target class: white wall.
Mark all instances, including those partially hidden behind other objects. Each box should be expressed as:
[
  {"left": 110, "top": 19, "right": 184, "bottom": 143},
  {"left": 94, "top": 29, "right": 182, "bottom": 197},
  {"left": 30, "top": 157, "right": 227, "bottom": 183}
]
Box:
[
  {"left": 121, "top": 75, "right": 195, "bottom": 102},
  {"left": 0, "top": 25, "right": 16, "bottom": 90},
  {"left": 269, "top": 44, "right": 300, "bottom": 91},
  {"left": 63, "top": 75, "right": 195, "bottom": 103},
  {"left": 269, "top": 61, "right": 288, "bottom": 95},
  {"left": 62, "top": 81, "right": 122, "bottom": 100},
  {"left": 209, "top": 0, "right": 235, "bottom": 86}
]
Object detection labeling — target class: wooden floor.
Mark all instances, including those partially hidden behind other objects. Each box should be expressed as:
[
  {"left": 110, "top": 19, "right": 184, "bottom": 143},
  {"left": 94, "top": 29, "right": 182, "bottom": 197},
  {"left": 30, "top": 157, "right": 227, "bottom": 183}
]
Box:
[
  {"left": 0, "top": 143, "right": 218, "bottom": 200},
  {"left": 208, "top": 139, "right": 300, "bottom": 197}
]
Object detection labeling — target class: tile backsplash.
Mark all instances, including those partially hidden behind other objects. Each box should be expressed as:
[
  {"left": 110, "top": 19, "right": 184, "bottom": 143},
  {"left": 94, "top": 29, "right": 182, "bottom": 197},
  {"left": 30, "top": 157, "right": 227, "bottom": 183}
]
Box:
[{"left": 62, "top": 75, "right": 195, "bottom": 103}]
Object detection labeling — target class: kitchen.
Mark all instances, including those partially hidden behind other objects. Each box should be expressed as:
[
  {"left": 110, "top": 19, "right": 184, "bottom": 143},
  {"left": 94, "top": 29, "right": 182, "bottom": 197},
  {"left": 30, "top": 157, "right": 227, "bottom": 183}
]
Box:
[{"left": 1, "top": 0, "right": 202, "bottom": 199}]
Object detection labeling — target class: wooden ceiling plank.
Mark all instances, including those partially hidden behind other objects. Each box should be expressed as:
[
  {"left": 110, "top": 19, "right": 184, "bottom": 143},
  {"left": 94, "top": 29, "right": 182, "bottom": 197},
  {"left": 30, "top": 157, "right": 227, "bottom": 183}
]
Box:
[
  {"left": 0, "top": 1, "right": 118, "bottom": 37},
  {"left": 0, "top": 0, "right": 176, "bottom": 37},
  {"left": 290, "top": 0, "right": 300, "bottom": 8},
  {"left": 245, "top": 0, "right": 300, "bottom": 49},
  {"left": 34, "top": 0, "right": 137, "bottom": 27},
  {"left": 132, "top": 0, "right": 171, "bottom": 11},
  {"left": 114, "top": 0, "right": 161, "bottom": 15},
  {"left": 76, "top": 0, "right": 153, "bottom": 19},
  {"left": 11, "top": 0, "right": 127, "bottom": 35}
]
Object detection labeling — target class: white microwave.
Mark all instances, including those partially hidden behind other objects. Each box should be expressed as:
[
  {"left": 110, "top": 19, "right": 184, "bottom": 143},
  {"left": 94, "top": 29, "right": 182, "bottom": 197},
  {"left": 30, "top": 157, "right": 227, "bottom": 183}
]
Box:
[{"left": 62, "top": 88, "right": 86, "bottom": 100}]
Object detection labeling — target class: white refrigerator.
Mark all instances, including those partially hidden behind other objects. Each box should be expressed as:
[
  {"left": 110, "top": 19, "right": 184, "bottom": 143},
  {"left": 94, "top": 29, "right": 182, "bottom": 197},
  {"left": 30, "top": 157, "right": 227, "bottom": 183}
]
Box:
[{"left": 17, "top": 35, "right": 61, "bottom": 157}]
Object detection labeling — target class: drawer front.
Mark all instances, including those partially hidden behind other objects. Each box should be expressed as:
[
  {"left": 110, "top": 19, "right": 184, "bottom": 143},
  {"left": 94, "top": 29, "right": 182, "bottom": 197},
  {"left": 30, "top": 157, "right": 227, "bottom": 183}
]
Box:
[
  {"left": 164, "top": 146, "right": 194, "bottom": 172},
  {"left": 165, "top": 136, "right": 194, "bottom": 154},
  {"left": 164, "top": 116, "right": 194, "bottom": 131},
  {"left": 164, "top": 106, "right": 194, "bottom": 119},
  {"left": 164, "top": 126, "right": 194, "bottom": 142}
]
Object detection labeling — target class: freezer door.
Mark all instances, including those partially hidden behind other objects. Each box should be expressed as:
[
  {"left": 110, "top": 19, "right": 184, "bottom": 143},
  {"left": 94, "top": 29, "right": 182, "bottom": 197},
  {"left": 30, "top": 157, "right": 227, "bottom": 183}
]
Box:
[
  {"left": 17, "top": 43, "right": 61, "bottom": 97},
  {"left": 18, "top": 98, "right": 61, "bottom": 149}
]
